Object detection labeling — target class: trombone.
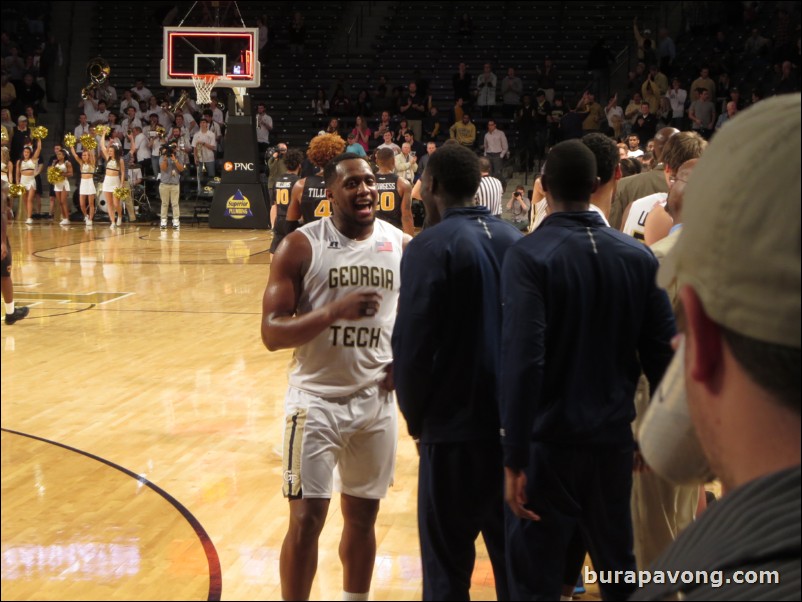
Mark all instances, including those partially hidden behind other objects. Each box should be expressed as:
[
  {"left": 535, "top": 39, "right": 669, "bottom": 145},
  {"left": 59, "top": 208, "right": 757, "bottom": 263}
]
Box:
[{"left": 81, "top": 57, "right": 111, "bottom": 100}]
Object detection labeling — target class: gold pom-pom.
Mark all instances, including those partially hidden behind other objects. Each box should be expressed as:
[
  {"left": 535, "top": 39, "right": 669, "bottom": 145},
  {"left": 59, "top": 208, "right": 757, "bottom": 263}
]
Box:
[
  {"left": 113, "top": 186, "right": 131, "bottom": 201},
  {"left": 80, "top": 134, "right": 98, "bottom": 151},
  {"left": 30, "top": 126, "right": 49, "bottom": 140},
  {"left": 0, "top": 129, "right": 7, "bottom": 143},
  {"left": 47, "top": 166, "right": 66, "bottom": 184},
  {"left": 8, "top": 183, "right": 25, "bottom": 198},
  {"left": 64, "top": 133, "right": 77, "bottom": 148},
  {"left": 95, "top": 125, "right": 111, "bottom": 138}
]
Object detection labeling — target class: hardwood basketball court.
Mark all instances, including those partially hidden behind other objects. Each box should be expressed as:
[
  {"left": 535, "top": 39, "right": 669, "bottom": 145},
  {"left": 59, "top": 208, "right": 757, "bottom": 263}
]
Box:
[{"left": 0, "top": 221, "right": 602, "bottom": 601}]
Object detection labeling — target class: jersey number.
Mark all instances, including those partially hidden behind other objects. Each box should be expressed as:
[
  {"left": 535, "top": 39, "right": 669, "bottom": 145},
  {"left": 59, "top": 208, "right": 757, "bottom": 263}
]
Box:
[
  {"left": 276, "top": 189, "right": 290, "bottom": 205},
  {"left": 380, "top": 192, "right": 395, "bottom": 212},
  {"left": 314, "top": 199, "right": 332, "bottom": 217}
]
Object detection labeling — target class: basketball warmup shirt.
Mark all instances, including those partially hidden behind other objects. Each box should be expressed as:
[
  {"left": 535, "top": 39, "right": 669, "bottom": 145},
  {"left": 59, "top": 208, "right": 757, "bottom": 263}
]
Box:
[
  {"left": 374, "top": 172, "right": 403, "bottom": 229},
  {"left": 300, "top": 174, "right": 329, "bottom": 224},
  {"left": 289, "top": 217, "right": 404, "bottom": 397},
  {"left": 270, "top": 173, "right": 301, "bottom": 253}
]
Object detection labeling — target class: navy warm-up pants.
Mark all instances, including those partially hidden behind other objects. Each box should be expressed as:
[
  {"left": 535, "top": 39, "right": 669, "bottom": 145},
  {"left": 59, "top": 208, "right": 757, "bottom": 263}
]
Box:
[
  {"left": 505, "top": 441, "right": 637, "bottom": 600},
  {"left": 418, "top": 439, "right": 510, "bottom": 601}
]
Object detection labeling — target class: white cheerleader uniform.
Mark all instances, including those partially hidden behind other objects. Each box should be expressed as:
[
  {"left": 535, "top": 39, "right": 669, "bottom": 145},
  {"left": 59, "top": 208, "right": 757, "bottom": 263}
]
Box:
[
  {"left": 79, "top": 163, "right": 97, "bottom": 195},
  {"left": 102, "top": 159, "right": 121, "bottom": 193},
  {"left": 53, "top": 163, "right": 71, "bottom": 192},
  {"left": 1, "top": 160, "right": 8, "bottom": 183},
  {"left": 19, "top": 159, "right": 36, "bottom": 190}
]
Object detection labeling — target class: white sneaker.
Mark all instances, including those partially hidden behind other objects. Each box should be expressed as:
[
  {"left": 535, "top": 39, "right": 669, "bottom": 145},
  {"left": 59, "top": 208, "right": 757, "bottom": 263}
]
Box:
[
  {"left": 116, "top": 215, "right": 122, "bottom": 226},
  {"left": 25, "top": 218, "right": 33, "bottom": 225},
  {"left": 160, "top": 220, "right": 167, "bottom": 230},
  {"left": 109, "top": 222, "right": 116, "bottom": 229},
  {"left": 173, "top": 220, "right": 180, "bottom": 230},
  {"left": 60, "top": 218, "right": 70, "bottom": 226},
  {"left": 84, "top": 215, "right": 90, "bottom": 224}
]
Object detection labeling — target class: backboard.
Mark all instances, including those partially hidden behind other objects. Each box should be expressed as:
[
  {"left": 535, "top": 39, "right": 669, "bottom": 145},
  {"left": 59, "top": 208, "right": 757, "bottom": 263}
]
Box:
[{"left": 161, "top": 27, "right": 260, "bottom": 88}]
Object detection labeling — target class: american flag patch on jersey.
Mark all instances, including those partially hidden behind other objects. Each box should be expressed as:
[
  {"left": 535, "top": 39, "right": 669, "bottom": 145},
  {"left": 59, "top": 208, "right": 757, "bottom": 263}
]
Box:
[{"left": 375, "top": 240, "right": 393, "bottom": 252}]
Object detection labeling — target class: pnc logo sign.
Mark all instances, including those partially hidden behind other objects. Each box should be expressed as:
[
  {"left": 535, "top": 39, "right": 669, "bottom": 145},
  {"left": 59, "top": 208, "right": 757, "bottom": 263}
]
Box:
[{"left": 224, "top": 161, "right": 255, "bottom": 172}]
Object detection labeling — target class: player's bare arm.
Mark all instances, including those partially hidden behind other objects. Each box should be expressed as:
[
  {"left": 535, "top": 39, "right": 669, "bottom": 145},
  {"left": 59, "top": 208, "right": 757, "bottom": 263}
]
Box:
[
  {"left": 284, "top": 177, "right": 306, "bottom": 223},
  {"left": 397, "top": 176, "right": 414, "bottom": 236},
  {"left": 262, "top": 231, "right": 382, "bottom": 351}
]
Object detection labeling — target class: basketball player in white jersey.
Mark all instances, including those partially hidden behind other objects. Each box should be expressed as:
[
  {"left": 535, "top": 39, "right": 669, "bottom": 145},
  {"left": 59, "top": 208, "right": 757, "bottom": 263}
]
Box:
[
  {"left": 621, "top": 131, "right": 706, "bottom": 242},
  {"left": 262, "top": 153, "right": 410, "bottom": 601}
]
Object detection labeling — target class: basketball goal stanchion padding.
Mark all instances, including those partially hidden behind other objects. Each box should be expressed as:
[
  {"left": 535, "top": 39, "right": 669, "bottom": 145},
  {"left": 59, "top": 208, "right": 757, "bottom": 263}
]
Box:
[{"left": 191, "top": 74, "right": 220, "bottom": 105}]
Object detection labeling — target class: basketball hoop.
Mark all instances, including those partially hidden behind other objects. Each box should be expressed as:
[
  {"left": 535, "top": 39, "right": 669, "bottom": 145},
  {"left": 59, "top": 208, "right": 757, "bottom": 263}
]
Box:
[{"left": 191, "top": 74, "right": 220, "bottom": 106}]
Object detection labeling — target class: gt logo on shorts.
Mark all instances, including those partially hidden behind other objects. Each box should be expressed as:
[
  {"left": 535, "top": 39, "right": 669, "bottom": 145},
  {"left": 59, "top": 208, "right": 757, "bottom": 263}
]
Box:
[{"left": 283, "top": 409, "right": 307, "bottom": 498}]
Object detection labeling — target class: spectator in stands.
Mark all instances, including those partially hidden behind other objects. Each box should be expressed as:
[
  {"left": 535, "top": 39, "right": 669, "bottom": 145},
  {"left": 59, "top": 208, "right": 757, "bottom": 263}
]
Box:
[
  {"left": 624, "top": 92, "right": 643, "bottom": 137},
  {"left": 605, "top": 93, "right": 623, "bottom": 139},
  {"left": 657, "top": 28, "right": 676, "bottom": 75},
  {"left": 476, "top": 63, "right": 497, "bottom": 118},
  {"left": 354, "top": 89, "right": 373, "bottom": 118},
  {"left": 576, "top": 91, "right": 604, "bottom": 133},
  {"left": 536, "top": 57, "right": 558, "bottom": 104},
  {"left": 394, "top": 142, "right": 417, "bottom": 182},
  {"left": 716, "top": 101, "right": 738, "bottom": 130},
  {"left": 345, "top": 133, "right": 366, "bottom": 158},
  {"left": 330, "top": 87, "right": 351, "bottom": 117},
  {"left": 617, "top": 142, "right": 629, "bottom": 159},
  {"left": 632, "top": 102, "right": 658, "bottom": 143},
  {"left": 744, "top": 27, "right": 770, "bottom": 60},
  {"left": 394, "top": 119, "right": 410, "bottom": 146},
  {"left": 449, "top": 113, "right": 476, "bottom": 148},
  {"left": 4, "top": 48, "right": 25, "bottom": 87},
  {"left": 483, "top": 119, "right": 508, "bottom": 184},
  {"left": 350, "top": 116, "right": 371, "bottom": 154},
  {"left": 1, "top": 75, "right": 16, "bottom": 114},
  {"left": 15, "top": 73, "right": 44, "bottom": 115},
  {"left": 451, "top": 97, "right": 465, "bottom": 126},
  {"left": 288, "top": 12, "right": 306, "bottom": 55},
  {"left": 121, "top": 107, "right": 142, "bottom": 155},
  {"left": 377, "top": 130, "right": 401, "bottom": 155},
  {"left": 399, "top": 81, "right": 425, "bottom": 141},
  {"left": 688, "top": 89, "right": 716, "bottom": 140},
  {"left": 373, "top": 111, "right": 394, "bottom": 144},
  {"left": 773, "top": 60, "right": 801, "bottom": 95},
  {"left": 92, "top": 100, "right": 110, "bottom": 125},
  {"left": 311, "top": 87, "right": 329, "bottom": 124},
  {"left": 666, "top": 77, "right": 687, "bottom": 129},
  {"left": 130, "top": 79, "right": 152, "bottom": 103},
  {"left": 22, "top": 105, "right": 37, "bottom": 129},
  {"left": 633, "top": 17, "right": 653, "bottom": 64},
  {"left": 690, "top": 67, "right": 716, "bottom": 102},
  {"left": 403, "top": 131, "right": 425, "bottom": 160},
  {"left": 716, "top": 72, "right": 731, "bottom": 109},
  {"left": 547, "top": 96, "right": 564, "bottom": 149},
  {"left": 73, "top": 113, "right": 91, "bottom": 154},
  {"left": 627, "top": 62, "right": 647, "bottom": 99},
  {"left": 325, "top": 117, "right": 341, "bottom": 138},
  {"left": 501, "top": 67, "right": 523, "bottom": 119},
  {"left": 119, "top": 90, "right": 140, "bottom": 117},
  {"left": 626, "top": 134, "right": 643, "bottom": 157},
  {"left": 422, "top": 106, "right": 442, "bottom": 142},
  {"left": 727, "top": 86, "right": 745, "bottom": 111}
]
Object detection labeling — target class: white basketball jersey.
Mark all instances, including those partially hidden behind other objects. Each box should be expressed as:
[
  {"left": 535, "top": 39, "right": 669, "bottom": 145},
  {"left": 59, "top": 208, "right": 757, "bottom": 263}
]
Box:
[
  {"left": 622, "top": 192, "right": 668, "bottom": 242},
  {"left": 288, "top": 217, "right": 405, "bottom": 397}
]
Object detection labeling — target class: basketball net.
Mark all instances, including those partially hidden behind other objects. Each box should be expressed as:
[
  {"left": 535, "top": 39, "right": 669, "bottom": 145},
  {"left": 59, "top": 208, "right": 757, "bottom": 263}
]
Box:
[{"left": 191, "top": 74, "right": 220, "bottom": 106}]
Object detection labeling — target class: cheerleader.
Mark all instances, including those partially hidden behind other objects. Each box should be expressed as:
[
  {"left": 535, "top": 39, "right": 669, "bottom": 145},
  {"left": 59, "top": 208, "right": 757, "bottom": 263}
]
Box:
[
  {"left": 15, "top": 138, "right": 42, "bottom": 225},
  {"left": 99, "top": 135, "right": 125, "bottom": 228},
  {"left": 1, "top": 147, "right": 13, "bottom": 219},
  {"left": 51, "top": 148, "right": 73, "bottom": 226},
  {"left": 69, "top": 143, "right": 96, "bottom": 226}
]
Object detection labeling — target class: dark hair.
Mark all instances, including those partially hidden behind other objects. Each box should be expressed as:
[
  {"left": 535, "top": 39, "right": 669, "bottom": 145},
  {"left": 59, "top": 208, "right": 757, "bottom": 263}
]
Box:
[
  {"left": 721, "top": 326, "right": 801, "bottom": 413},
  {"left": 582, "top": 133, "right": 619, "bottom": 185},
  {"left": 542, "top": 140, "right": 597, "bottom": 203},
  {"left": 426, "top": 144, "right": 481, "bottom": 202},
  {"left": 375, "top": 147, "right": 395, "bottom": 165},
  {"left": 478, "top": 156, "right": 492, "bottom": 173},
  {"left": 619, "top": 157, "right": 642, "bottom": 177},
  {"left": 323, "top": 152, "right": 368, "bottom": 187},
  {"left": 284, "top": 149, "right": 304, "bottom": 171}
]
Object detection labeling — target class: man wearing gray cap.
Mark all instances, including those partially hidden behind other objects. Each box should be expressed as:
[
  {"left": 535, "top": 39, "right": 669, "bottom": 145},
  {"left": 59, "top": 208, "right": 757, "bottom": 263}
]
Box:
[{"left": 633, "top": 94, "right": 801, "bottom": 600}]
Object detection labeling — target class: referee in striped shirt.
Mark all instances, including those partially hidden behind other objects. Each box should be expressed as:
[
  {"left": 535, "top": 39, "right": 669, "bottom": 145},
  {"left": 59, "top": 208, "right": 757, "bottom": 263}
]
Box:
[{"left": 475, "top": 157, "right": 504, "bottom": 216}]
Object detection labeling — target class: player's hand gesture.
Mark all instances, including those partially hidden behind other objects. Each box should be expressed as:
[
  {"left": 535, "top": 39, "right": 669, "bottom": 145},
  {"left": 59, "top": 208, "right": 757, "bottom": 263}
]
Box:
[{"left": 332, "top": 291, "right": 382, "bottom": 321}]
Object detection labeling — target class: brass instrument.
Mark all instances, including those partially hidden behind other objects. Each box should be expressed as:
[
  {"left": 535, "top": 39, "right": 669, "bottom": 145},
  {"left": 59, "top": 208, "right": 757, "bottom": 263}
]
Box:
[
  {"left": 81, "top": 57, "right": 111, "bottom": 100},
  {"left": 172, "top": 90, "right": 190, "bottom": 116}
]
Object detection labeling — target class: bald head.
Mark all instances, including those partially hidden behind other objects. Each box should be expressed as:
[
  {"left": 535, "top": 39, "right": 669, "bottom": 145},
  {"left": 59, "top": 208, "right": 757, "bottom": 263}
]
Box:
[
  {"left": 666, "top": 158, "right": 699, "bottom": 223},
  {"left": 653, "top": 127, "right": 679, "bottom": 162}
]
